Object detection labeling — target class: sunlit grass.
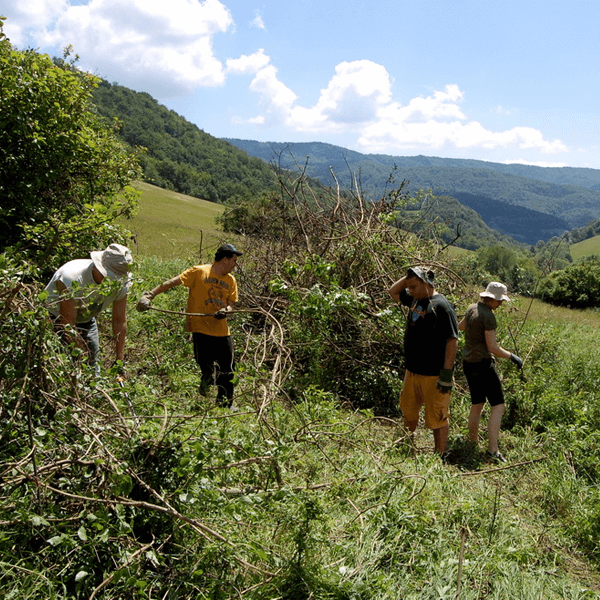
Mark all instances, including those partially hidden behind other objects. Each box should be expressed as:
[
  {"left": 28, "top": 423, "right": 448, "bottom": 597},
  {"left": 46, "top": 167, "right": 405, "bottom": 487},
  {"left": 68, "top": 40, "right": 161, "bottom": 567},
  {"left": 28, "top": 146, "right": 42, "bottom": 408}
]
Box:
[
  {"left": 571, "top": 235, "right": 600, "bottom": 261},
  {"left": 514, "top": 296, "right": 600, "bottom": 329},
  {"left": 120, "top": 181, "right": 230, "bottom": 260}
]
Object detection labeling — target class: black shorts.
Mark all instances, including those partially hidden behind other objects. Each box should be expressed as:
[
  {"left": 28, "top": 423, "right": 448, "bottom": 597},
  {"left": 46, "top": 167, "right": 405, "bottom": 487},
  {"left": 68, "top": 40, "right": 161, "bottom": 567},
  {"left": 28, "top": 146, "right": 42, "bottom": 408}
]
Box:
[{"left": 463, "top": 359, "right": 505, "bottom": 407}]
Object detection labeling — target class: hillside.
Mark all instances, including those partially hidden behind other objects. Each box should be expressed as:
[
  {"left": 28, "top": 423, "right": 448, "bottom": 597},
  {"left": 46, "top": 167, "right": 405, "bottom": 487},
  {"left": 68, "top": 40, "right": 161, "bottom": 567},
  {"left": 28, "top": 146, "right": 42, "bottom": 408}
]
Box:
[
  {"left": 226, "top": 139, "right": 600, "bottom": 245},
  {"left": 124, "top": 181, "right": 227, "bottom": 259},
  {"left": 89, "top": 79, "right": 600, "bottom": 248},
  {"left": 91, "top": 82, "right": 279, "bottom": 203}
]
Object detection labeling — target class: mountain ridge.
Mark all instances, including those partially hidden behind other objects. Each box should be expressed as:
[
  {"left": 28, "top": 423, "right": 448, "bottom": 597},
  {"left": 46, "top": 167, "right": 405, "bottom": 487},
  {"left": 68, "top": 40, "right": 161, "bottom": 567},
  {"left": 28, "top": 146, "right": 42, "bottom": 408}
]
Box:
[{"left": 225, "top": 138, "right": 600, "bottom": 244}]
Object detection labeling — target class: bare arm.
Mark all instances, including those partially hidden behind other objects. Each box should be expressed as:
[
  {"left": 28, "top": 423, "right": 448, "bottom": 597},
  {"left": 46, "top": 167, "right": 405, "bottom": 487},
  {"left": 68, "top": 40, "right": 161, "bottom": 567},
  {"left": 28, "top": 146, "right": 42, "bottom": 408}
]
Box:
[
  {"left": 444, "top": 337, "right": 459, "bottom": 370},
  {"left": 457, "top": 317, "right": 466, "bottom": 331},
  {"left": 388, "top": 276, "right": 408, "bottom": 302},
  {"left": 149, "top": 276, "right": 182, "bottom": 297},
  {"left": 56, "top": 281, "right": 86, "bottom": 350},
  {"left": 112, "top": 295, "right": 128, "bottom": 361},
  {"left": 485, "top": 329, "right": 512, "bottom": 360}
]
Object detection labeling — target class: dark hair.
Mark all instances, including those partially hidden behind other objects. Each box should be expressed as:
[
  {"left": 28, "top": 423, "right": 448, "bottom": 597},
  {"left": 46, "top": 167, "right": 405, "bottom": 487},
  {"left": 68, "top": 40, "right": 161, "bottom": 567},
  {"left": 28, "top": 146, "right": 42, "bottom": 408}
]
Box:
[
  {"left": 214, "top": 243, "right": 242, "bottom": 262},
  {"left": 215, "top": 249, "right": 235, "bottom": 262}
]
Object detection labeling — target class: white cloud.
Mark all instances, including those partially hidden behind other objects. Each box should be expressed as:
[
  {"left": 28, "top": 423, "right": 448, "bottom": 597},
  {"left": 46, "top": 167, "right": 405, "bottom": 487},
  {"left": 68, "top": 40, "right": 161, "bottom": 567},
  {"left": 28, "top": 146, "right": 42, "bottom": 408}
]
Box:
[
  {"left": 0, "top": 0, "right": 68, "bottom": 46},
  {"left": 226, "top": 49, "right": 270, "bottom": 75},
  {"left": 494, "top": 105, "right": 514, "bottom": 116},
  {"left": 250, "top": 10, "right": 266, "bottom": 30},
  {"left": 1, "top": 0, "right": 233, "bottom": 97},
  {"left": 249, "top": 64, "right": 298, "bottom": 125},
  {"left": 238, "top": 58, "right": 567, "bottom": 156},
  {"left": 290, "top": 61, "right": 393, "bottom": 130}
]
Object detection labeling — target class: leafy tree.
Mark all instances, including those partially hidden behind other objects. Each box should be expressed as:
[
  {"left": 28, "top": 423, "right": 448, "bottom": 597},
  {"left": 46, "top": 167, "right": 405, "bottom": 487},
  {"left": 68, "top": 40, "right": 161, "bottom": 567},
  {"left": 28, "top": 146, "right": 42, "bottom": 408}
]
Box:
[
  {"left": 0, "top": 22, "right": 141, "bottom": 274},
  {"left": 473, "top": 244, "right": 541, "bottom": 295},
  {"left": 536, "top": 256, "right": 600, "bottom": 308}
]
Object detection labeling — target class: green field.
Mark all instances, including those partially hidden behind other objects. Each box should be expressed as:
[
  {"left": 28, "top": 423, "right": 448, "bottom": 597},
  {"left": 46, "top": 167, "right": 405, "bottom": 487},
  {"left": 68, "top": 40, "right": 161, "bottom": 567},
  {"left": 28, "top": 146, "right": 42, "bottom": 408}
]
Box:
[
  {"left": 571, "top": 234, "right": 600, "bottom": 260},
  {"left": 122, "top": 182, "right": 230, "bottom": 260}
]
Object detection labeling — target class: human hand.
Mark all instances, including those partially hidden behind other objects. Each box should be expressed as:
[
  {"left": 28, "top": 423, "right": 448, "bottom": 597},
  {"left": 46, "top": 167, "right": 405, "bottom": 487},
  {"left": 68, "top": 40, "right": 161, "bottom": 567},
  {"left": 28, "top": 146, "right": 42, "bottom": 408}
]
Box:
[
  {"left": 436, "top": 368, "right": 454, "bottom": 394},
  {"left": 136, "top": 291, "right": 154, "bottom": 312},
  {"left": 510, "top": 353, "right": 523, "bottom": 369},
  {"left": 214, "top": 308, "right": 228, "bottom": 320}
]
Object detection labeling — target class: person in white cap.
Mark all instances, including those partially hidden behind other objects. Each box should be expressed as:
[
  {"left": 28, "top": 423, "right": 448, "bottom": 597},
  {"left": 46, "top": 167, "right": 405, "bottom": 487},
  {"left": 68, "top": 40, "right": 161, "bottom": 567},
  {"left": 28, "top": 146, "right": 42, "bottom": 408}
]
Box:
[
  {"left": 136, "top": 243, "right": 242, "bottom": 407},
  {"left": 458, "top": 282, "right": 523, "bottom": 462},
  {"left": 45, "top": 244, "right": 133, "bottom": 374},
  {"left": 389, "top": 266, "right": 459, "bottom": 456}
]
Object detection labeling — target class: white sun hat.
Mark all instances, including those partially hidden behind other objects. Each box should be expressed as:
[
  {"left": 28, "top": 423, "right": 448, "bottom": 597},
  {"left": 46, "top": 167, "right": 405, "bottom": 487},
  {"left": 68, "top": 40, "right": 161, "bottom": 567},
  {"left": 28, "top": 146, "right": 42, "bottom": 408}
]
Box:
[
  {"left": 90, "top": 244, "right": 133, "bottom": 280},
  {"left": 480, "top": 282, "right": 511, "bottom": 301}
]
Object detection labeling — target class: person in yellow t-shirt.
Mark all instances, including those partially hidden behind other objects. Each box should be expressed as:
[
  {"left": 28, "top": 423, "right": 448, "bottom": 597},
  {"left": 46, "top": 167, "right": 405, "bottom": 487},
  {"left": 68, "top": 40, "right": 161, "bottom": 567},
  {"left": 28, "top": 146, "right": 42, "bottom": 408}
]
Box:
[{"left": 137, "top": 244, "right": 242, "bottom": 407}]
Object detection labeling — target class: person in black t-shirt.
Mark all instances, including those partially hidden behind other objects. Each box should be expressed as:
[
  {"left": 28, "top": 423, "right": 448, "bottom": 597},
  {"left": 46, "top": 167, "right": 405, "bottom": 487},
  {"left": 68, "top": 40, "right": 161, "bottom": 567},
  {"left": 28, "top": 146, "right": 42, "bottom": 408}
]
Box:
[{"left": 389, "top": 267, "right": 459, "bottom": 455}]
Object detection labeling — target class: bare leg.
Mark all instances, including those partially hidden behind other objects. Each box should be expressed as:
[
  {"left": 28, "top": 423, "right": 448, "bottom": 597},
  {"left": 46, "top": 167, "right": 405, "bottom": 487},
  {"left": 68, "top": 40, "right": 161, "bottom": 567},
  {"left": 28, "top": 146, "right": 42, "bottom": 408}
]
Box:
[
  {"left": 487, "top": 403, "right": 506, "bottom": 454},
  {"left": 433, "top": 424, "right": 449, "bottom": 454},
  {"left": 468, "top": 403, "right": 485, "bottom": 445}
]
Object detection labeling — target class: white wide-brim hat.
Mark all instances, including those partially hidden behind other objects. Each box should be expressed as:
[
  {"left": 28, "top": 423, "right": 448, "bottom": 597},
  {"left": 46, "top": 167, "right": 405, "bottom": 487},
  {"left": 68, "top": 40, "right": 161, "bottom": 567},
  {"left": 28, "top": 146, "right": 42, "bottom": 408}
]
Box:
[
  {"left": 91, "top": 244, "right": 133, "bottom": 280},
  {"left": 480, "top": 281, "right": 510, "bottom": 302}
]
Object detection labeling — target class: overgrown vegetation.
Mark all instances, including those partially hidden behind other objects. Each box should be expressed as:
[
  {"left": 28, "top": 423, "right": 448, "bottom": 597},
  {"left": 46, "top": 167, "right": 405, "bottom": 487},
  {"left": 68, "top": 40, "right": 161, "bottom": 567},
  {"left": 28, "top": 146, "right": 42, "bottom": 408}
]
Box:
[
  {"left": 0, "top": 26, "right": 141, "bottom": 275},
  {"left": 4, "top": 162, "right": 600, "bottom": 598},
  {"left": 3, "top": 28, "right": 600, "bottom": 599}
]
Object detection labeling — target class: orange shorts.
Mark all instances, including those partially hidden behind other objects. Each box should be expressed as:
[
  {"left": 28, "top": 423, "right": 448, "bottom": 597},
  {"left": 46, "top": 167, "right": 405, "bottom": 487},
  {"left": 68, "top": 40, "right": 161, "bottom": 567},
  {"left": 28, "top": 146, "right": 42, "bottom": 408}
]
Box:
[{"left": 400, "top": 371, "right": 450, "bottom": 430}]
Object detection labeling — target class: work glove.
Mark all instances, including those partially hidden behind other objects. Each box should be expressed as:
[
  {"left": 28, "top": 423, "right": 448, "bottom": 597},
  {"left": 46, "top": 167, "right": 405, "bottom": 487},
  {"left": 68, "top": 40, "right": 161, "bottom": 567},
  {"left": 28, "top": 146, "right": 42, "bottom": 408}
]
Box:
[
  {"left": 111, "top": 360, "right": 126, "bottom": 384},
  {"left": 436, "top": 368, "right": 454, "bottom": 394},
  {"left": 214, "top": 308, "right": 228, "bottom": 320},
  {"left": 136, "top": 291, "right": 155, "bottom": 312},
  {"left": 510, "top": 353, "right": 523, "bottom": 369}
]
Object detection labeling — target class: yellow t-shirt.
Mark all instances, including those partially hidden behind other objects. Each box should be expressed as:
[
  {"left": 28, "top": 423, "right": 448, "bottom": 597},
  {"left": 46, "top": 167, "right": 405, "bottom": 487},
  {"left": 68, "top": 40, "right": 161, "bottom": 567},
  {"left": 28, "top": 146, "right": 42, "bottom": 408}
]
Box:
[{"left": 179, "top": 264, "right": 238, "bottom": 336}]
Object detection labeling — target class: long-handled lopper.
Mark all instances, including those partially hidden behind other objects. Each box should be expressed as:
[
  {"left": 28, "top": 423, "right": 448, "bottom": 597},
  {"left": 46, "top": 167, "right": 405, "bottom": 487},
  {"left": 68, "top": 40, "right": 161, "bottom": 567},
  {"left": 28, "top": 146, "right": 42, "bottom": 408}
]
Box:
[{"left": 117, "top": 375, "right": 140, "bottom": 429}]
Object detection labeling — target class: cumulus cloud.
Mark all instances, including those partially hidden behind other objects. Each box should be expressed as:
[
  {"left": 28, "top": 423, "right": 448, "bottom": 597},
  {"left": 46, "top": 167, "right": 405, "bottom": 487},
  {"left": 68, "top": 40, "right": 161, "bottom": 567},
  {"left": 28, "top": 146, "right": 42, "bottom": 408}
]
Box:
[
  {"left": 0, "top": 0, "right": 233, "bottom": 97},
  {"left": 1, "top": 0, "right": 568, "bottom": 158},
  {"left": 239, "top": 59, "right": 567, "bottom": 155},
  {"left": 226, "top": 49, "right": 270, "bottom": 75}
]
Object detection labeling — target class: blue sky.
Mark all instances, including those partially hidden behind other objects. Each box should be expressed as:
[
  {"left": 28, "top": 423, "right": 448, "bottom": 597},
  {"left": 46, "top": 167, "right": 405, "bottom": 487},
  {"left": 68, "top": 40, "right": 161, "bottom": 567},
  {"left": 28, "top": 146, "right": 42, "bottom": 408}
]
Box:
[{"left": 2, "top": 0, "right": 599, "bottom": 168}]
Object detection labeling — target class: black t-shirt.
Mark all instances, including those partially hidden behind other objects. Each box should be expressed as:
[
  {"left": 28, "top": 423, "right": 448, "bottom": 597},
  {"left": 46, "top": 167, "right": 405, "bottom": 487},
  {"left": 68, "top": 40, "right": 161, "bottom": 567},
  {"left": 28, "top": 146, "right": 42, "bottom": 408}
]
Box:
[{"left": 399, "top": 289, "right": 459, "bottom": 376}]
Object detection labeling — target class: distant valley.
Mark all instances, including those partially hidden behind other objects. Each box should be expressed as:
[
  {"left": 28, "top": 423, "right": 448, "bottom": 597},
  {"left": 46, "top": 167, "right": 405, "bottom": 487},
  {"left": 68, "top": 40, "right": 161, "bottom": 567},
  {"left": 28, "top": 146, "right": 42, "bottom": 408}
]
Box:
[
  {"left": 226, "top": 139, "right": 600, "bottom": 245},
  {"left": 88, "top": 81, "right": 600, "bottom": 248}
]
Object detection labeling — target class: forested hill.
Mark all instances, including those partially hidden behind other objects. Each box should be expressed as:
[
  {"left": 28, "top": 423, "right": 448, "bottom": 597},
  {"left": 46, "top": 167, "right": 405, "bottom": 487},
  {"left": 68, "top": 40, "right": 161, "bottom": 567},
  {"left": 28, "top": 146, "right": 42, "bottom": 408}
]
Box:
[
  {"left": 89, "top": 79, "right": 600, "bottom": 246},
  {"left": 91, "top": 81, "right": 278, "bottom": 203},
  {"left": 226, "top": 139, "right": 600, "bottom": 245}
]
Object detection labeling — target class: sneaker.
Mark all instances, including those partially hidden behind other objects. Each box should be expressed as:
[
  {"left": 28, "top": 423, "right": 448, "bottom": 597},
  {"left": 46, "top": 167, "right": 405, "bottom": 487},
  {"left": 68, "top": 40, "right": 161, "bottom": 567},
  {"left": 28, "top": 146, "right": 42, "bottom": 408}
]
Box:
[{"left": 485, "top": 450, "right": 507, "bottom": 463}]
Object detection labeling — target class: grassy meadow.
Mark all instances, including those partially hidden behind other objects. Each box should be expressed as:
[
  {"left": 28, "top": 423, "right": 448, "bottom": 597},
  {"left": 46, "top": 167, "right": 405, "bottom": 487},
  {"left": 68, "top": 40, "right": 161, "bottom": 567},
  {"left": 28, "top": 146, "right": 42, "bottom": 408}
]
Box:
[
  {"left": 571, "top": 235, "right": 600, "bottom": 261},
  {"left": 121, "top": 188, "right": 600, "bottom": 597},
  {"left": 6, "top": 184, "right": 600, "bottom": 598},
  {"left": 123, "top": 181, "right": 230, "bottom": 260}
]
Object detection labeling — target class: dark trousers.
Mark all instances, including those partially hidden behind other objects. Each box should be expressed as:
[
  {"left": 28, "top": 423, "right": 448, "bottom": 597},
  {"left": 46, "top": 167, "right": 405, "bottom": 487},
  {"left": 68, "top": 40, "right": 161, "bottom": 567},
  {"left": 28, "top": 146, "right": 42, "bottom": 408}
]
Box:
[{"left": 192, "top": 333, "right": 235, "bottom": 401}]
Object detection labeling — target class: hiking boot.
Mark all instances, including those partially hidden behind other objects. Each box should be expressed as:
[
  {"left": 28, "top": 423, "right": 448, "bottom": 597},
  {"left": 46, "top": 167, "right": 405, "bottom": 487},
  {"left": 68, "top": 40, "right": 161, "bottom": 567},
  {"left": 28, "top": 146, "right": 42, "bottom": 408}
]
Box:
[{"left": 485, "top": 450, "right": 507, "bottom": 463}]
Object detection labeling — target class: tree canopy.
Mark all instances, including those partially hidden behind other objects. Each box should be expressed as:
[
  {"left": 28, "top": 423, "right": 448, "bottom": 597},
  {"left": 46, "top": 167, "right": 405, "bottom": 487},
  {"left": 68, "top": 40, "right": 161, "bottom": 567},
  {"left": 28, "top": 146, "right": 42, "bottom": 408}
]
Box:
[
  {"left": 0, "top": 23, "right": 141, "bottom": 273},
  {"left": 90, "top": 82, "right": 279, "bottom": 204}
]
